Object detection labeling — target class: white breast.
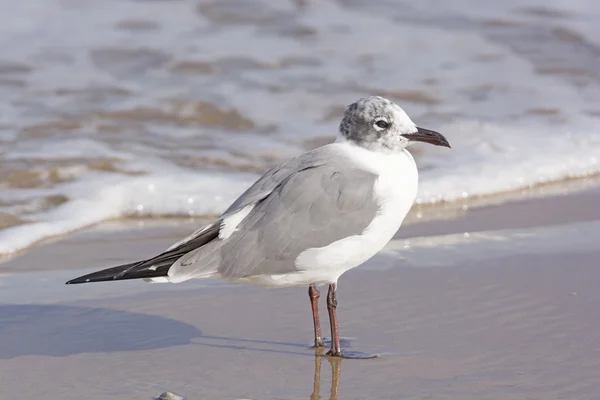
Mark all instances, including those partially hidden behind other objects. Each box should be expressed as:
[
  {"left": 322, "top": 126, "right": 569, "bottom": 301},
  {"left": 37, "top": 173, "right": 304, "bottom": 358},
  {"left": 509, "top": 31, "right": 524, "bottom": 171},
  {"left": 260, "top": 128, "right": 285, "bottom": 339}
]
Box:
[{"left": 290, "top": 142, "right": 419, "bottom": 286}]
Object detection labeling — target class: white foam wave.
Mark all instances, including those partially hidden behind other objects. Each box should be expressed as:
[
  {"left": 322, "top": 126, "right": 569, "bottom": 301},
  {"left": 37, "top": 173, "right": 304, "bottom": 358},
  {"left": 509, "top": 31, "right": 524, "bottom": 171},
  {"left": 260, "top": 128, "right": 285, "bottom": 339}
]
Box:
[
  {"left": 1, "top": 118, "right": 599, "bottom": 256},
  {"left": 0, "top": 169, "right": 254, "bottom": 255},
  {"left": 418, "top": 120, "right": 600, "bottom": 203}
]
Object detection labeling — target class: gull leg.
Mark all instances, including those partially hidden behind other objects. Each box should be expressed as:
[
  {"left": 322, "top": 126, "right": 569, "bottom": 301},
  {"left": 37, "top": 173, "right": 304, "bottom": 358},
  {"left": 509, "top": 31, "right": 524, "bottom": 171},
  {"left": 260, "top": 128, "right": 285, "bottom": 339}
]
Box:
[
  {"left": 326, "top": 283, "right": 343, "bottom": 357},
  {"left": 309, "top": 284, "right": 325, "bottom": 348}
]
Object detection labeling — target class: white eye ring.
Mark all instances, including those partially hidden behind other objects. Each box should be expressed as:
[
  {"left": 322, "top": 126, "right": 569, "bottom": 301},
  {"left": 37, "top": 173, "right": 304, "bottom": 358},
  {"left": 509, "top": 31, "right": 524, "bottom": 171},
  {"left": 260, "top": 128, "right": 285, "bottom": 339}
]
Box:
[{"left": 374, "top": 119, "right": 390, "bottom": 130}]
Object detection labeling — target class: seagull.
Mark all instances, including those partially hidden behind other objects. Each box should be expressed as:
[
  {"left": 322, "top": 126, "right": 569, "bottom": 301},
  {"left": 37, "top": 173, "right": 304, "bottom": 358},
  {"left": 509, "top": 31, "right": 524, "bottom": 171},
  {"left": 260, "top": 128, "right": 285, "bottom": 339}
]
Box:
[{"left": 66, "top": 96, "right": 450, "bottom": 358}]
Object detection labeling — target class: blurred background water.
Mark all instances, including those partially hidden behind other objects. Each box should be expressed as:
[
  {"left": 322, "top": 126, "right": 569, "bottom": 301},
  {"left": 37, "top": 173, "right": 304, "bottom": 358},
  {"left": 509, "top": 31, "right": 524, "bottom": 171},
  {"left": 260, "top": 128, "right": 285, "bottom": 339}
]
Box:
[{"left": 1, "top": 0, "right": 599, "bottom": 255}]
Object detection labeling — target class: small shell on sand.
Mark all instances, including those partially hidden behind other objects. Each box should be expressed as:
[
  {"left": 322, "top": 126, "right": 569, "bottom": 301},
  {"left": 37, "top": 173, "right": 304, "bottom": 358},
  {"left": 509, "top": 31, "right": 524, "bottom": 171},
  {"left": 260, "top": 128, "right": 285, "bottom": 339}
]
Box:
[{"left": 155, "top": 392, "right": 185, "bottom": 400}]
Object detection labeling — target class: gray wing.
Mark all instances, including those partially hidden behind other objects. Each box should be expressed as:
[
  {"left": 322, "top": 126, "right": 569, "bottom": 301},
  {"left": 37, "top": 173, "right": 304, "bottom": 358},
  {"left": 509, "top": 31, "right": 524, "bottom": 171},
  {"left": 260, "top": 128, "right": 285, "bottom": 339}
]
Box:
[
  {"left": 105, "top": 147, "right": 373, "bottom": 283},
  {"left": 221, "top": 148, "right": 329, "bottom": 217},
  {"left": 169, "top": 158, "right": 380, "bottom": 280},
  {"left": 166, "top": 147, "right": 330, "bottom": 253}
]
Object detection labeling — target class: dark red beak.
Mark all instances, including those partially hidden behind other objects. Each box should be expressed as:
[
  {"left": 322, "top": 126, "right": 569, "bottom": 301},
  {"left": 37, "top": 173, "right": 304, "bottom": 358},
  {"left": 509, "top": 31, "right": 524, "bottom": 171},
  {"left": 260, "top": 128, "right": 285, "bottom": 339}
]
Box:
[{"left": 402, "top": 127, "right": 451, "bottom": 148}]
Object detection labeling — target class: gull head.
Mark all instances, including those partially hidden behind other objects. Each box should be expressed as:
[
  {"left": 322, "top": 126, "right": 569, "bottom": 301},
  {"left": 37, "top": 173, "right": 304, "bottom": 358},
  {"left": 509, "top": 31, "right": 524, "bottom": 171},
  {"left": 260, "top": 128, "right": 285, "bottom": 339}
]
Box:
[{"left": 338, "top": 96, "right": 450, "bottom": 152}]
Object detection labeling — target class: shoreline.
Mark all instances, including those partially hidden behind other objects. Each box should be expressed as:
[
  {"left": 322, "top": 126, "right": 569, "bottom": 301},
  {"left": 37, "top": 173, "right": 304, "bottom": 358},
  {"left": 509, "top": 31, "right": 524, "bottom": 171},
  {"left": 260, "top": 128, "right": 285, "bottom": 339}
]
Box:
[
  {"left": 2, "top": 175, "right": 600, "bottom": 265},
  {"left": 3, "top": 179, "right": 600, "bottom": 274}
]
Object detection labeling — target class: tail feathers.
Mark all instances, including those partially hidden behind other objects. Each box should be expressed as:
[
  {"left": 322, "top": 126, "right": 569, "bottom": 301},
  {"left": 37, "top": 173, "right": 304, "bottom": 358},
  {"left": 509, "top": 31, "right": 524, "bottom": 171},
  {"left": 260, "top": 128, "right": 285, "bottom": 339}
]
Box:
[
  {"left": 65, "top": 260, "right": 171, "bottom": 285},
  {"left": 66, "top": 221, "right": 220, "bottom": 285}
]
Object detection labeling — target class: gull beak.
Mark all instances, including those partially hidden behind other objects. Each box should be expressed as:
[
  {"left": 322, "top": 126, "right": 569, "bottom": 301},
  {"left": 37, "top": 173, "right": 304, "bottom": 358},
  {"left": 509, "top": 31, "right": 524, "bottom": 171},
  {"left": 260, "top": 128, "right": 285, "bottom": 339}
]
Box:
[{"left": 402, "top": 127, "right": 451, "bottom": 148}]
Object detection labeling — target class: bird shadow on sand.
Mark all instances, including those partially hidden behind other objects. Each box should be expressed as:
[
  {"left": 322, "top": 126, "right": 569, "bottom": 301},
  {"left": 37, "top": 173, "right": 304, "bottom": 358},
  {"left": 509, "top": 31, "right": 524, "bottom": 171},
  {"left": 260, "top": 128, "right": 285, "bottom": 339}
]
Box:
[
  {"left": 0, "top": 304, "right": 202, "bottom": 359},
  {"left": 0, "top": 304, "right": 356, "bottom": 360}
]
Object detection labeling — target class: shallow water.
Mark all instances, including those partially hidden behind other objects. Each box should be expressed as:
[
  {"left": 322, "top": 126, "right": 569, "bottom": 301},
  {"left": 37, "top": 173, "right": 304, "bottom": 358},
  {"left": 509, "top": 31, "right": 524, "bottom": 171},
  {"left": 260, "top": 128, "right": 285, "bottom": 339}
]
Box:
[
  {"left": 2, "top": 216, "right": 600, "bottom": 399},
  {"left": 1, "top": 0, "right": 600, "bottom": 254}
]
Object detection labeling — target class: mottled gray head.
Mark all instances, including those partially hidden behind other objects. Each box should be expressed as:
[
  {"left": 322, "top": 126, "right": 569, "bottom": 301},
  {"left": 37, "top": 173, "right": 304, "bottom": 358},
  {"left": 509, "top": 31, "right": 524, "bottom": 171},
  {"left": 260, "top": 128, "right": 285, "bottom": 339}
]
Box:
[{"left": 339, "top": 96, "right": 450, "bottom": 152}]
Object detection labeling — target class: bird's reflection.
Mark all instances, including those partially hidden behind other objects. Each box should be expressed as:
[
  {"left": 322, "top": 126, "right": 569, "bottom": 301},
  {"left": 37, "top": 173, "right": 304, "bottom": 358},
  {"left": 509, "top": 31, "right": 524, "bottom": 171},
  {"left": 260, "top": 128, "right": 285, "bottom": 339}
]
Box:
[{"left": 310, "top": 349, "right": 342, "bottom": 400}]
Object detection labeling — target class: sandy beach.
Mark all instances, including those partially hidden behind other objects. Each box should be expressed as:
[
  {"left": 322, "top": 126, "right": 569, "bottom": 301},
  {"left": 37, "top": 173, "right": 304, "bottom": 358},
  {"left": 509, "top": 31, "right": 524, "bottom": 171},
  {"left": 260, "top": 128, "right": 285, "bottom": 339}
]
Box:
[
  {"left": 2, "top": 0, "right": 600, "bottom": 398},
  {"left": 1, "top": 185, "right": 599, "bottom": 400}
]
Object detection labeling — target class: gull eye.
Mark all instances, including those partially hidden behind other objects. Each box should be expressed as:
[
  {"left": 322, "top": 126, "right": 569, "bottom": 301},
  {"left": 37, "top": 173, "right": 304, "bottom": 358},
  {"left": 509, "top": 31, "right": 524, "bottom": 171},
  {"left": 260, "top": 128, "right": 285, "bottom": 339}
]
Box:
[{"left": 375, "top": 120, "right": 389, "bottom": 129}]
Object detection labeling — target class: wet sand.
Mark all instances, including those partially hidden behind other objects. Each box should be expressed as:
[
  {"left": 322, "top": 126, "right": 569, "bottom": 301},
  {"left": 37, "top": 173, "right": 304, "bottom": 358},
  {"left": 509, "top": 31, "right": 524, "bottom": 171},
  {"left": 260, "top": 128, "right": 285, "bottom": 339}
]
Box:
[{"left": 1, "top": 188, "right": 600, "bottom": 399}]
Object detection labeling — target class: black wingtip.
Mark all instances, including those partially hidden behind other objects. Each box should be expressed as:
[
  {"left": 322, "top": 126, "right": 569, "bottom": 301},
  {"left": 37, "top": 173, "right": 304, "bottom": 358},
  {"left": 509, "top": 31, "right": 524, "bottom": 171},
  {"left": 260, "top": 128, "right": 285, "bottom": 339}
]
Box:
[
  {"left": 65, "top": 277, "right": 87, "bottom": 285},
  {"left": 65, "top": 264, "right": 133, "bottom": 285},
  {"left": 65, "top": 260, "right": 171, "bottom": 285},
  {"left": 65, "top": 278, "right": 89, "bottom": 285}
]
